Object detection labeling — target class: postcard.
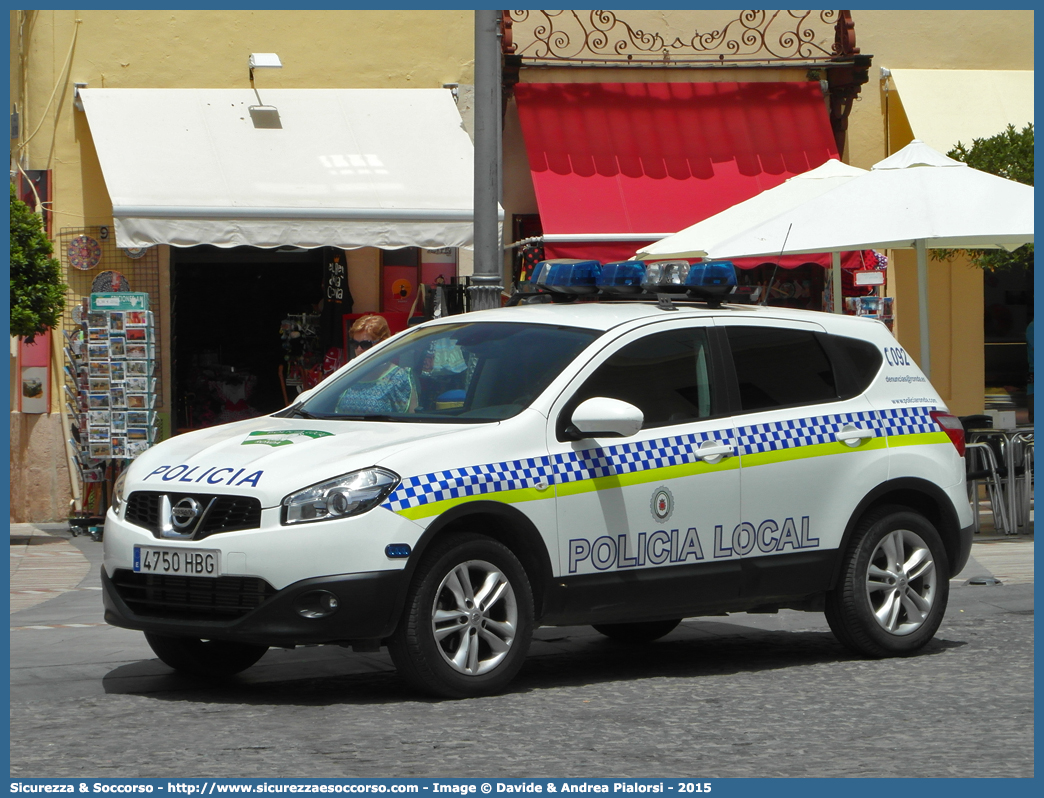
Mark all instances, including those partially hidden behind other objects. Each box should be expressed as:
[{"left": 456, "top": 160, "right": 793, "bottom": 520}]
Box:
[
  {"left": 88, "top": 443, "right": 112, "bottom": 459},
  {"left": 126, "top": 427, "right": 149, "bottom": 442},
  {"left": 87, "top": 410, "right": 110, "bottom": 427},
  {"left": 125, "top": 360, "right": 150, "bottom": 376}
]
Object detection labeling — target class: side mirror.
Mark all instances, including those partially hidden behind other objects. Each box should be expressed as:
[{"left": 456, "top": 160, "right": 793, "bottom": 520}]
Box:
[{"left": 567, "top": 397, "right": 644, "bottom": 439}]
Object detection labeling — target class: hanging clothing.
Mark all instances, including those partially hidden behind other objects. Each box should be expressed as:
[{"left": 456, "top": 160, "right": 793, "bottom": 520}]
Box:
[{"left": 319, "top": 254, "right": 353, "bottom": 350}]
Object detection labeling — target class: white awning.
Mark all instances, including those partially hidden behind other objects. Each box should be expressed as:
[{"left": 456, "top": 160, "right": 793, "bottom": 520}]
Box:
[
  {"left": 888, "top": 69, "right": 1033, "bottom": 153},
  {"left": 80, "top": 88, "right": 488, "bottom": 250}
]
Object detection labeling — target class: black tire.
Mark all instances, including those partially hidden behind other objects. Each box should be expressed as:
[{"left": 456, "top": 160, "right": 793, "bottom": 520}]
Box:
[
  {"left": 825, "top": 505, "right": 949, "bottom": 658},
  {"left": 144, "top": 632, "right": 268, "bottom": 677},
  {"left": 593, "top": 619, "right": 681, "bottom": 643},
  {"left": 388, "top": 533, "right": 534, "bottom": 698}
]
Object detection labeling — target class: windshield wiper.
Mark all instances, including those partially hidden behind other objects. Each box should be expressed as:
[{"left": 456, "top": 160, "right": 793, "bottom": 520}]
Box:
[
  {"left": 285, "top": 405, "right": 319, "bottom": 419},
  {"left": 334, "top": 414, "right": 400, "bottom": 422}
]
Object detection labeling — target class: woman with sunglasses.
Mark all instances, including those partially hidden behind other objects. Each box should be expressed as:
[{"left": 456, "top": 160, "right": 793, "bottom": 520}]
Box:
[{"left": 335, "top": 315, "right": 416, "bottom": 415}]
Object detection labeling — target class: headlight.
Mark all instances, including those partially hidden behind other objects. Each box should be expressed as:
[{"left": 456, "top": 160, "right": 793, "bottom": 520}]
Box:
[
  {"left": 111, "top": 471, "right": 129, "bottom": 514},
  {"left": 281, "top": 467, "right": 400, "bottom": 526}
]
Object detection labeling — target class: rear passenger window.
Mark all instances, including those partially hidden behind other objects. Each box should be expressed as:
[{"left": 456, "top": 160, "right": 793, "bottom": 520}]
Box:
[
  {"left": 726, "top": 326, "right": 837, "bottom": 412},
  {"left": 819, "top": 334, "right": 883, "bottom": 399},
  {"left": 565, "top": 327, "right": 715, "bottom": 430}
]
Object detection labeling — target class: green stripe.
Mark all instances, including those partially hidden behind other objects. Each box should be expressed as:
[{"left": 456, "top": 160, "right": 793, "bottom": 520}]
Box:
[
  {"left": 555, "top": 457, "right": 740, "bottom": 498},
  {"left": 740, "top": 437, "right": 887, "bottom": 468},
  {"left": 396, "top": 486, "right": 553, "bottom": 521},
  {"left": 888, "top": 431, "right": 950, "bottom": 448}
]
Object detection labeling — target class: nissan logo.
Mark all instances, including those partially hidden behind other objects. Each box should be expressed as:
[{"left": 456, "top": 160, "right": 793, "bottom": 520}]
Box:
[{"left": 170, "top": 497, "right": 202, "bottom": 529}]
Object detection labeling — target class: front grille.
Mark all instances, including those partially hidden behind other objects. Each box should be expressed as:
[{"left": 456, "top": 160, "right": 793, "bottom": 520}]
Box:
[
  {"left": 125, "top": 491, "right": 262, "bottom": 539},
  {"left": 112, "top": 570, "right": 276, "bottom": 620}
]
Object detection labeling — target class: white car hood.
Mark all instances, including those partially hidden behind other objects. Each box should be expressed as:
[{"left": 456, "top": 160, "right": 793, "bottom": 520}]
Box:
[{"left": 125, "top": 415, "right": 490, "bottom": 507}]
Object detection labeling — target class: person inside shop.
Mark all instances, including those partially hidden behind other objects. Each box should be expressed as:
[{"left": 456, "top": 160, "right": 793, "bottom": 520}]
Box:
[{"left": 335, "top": 315, "right": 417, "bottom": 415}]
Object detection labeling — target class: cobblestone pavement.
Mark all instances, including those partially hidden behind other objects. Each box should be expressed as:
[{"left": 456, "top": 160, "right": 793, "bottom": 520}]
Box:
[{"left": 9, "top": 524, "right": 1034, "bottom": 779}]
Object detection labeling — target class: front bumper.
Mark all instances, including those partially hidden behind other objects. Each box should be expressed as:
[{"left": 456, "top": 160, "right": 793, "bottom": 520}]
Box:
[{"left": 102, "top": 566, "right": 406, "bottom": 646}]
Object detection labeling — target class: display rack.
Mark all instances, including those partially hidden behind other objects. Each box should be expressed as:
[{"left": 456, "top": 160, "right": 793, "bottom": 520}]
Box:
[{"left": 65, "top": 292, "right": 159, "bottom": 471}]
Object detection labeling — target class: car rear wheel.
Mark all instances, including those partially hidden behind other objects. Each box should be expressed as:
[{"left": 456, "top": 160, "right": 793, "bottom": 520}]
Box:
[
  {"left": 825, "top": 505, "right": 949, "bottom": 657},
  {"left": 389, "top": 533, "right": 534, "bottom": 698},
  {"left": 593, "top": 619, "right": 681, "bottom": 643},
  {"left": 144, "top": 633, "right": 268, "bottom": 677}
]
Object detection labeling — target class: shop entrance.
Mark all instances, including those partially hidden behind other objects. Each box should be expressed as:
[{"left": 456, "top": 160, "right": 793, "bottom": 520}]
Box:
[{"left": 171, "top": 246, "right": 328, "bottom": 432}]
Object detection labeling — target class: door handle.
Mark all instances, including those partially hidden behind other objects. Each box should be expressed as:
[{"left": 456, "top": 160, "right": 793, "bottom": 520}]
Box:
[
  {"left": 697, "top": 440, "right": 734, "bottom": 463},
  {"left": 838, "top": 424, "right": 875, "bottom": 448}
]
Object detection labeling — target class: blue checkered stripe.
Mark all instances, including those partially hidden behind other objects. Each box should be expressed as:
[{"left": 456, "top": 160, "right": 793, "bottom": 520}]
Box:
[
  {"left": 735, "top": 411, "right": 884, "bottom": 456},
  {"left": 383, "top": 457, "right": 557, "bottom": 513},
  {"left": 550, "top": 430, "right": 724, "bottom": 485},
  {"left": 876, "top": 406, "right": 939, "bottom": 437},
  {"left": 382, "top": 430, "right": 729, "bottom": 513}
]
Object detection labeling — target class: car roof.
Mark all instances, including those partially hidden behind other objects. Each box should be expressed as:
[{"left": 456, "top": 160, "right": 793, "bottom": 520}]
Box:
[{"left": 426, "top": 299, "right": 883, "bottom": 334}]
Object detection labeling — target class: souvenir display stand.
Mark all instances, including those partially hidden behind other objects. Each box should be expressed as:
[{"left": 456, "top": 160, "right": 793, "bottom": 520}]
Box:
[{"left": 64, "top": 292, "right": 158, "bottom": 536}]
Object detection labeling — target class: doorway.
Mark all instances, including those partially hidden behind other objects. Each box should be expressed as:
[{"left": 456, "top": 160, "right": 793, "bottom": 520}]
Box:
[{"left": 171, "top": 246, "right": 325, "bottom": 431}]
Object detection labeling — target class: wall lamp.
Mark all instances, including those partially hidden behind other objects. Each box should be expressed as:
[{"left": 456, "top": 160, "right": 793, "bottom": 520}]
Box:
[{"left": 248, "top": 53, "right": 282, "bottom": 129}]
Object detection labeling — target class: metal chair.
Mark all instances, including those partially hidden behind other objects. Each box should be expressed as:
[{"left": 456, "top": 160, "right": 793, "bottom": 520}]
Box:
[
  {"left": 964, "top": 441, "right": 1010, "bottom": 535},
  {"left": 1012, "top": 433, "right": 1033, "bottom": 530}
]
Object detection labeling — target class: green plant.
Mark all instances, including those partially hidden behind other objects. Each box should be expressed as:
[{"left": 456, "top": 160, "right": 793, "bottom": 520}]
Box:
[
  {"left": 934, "top": 123, "right": 1033, "bottom": 272},
  {"left": 10, "top": 183, "right": 67, "bottom": 341}
]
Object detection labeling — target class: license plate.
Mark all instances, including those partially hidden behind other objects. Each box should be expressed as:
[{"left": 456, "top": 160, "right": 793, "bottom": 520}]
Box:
[{"left": 133, "top": 546, "right": 220, "bottom": 576}]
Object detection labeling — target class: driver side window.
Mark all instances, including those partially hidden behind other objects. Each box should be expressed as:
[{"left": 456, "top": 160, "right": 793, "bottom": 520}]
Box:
[{"left": 562, "top": 326, "right": 716, "bottom": 433}]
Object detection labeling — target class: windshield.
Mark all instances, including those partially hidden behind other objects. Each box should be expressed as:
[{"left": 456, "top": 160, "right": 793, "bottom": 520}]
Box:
[{"left": 295, "top": 322, "right": 601, "bottom": 423}]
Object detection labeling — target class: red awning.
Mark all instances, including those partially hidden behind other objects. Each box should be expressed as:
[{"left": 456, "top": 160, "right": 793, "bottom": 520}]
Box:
[{"left": 514, "top": 81, "right": 862, "bottom": 268}]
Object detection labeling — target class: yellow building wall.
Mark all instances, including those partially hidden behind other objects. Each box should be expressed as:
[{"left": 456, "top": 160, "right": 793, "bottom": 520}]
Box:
[{"left": 12, "top": 9, "right": 474, "bottom": 225}]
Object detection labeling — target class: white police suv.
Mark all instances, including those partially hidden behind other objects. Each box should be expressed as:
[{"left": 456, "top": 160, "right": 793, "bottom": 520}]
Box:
[{"left": 103, "top": 260, "right": 973, "bottom": 698}]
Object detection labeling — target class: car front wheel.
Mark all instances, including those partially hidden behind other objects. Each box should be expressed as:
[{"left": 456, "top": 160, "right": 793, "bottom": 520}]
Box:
[
  {"left": 389, "top": 533, "right": 534, "bottom": 698},
  {"left": 825, "top": 506, "right": 949, "bottom": 657}
]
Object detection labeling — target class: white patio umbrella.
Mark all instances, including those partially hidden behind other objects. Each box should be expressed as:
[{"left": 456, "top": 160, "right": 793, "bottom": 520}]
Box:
[
  {"left": 696, "top": 140, "right": 1035, "bottom": 377},
  {"left": 636, "top": 158, "right": 868, "bottom": 260},
  {"left": 636, "top": 159, "right": 868, "bottom": 310}
]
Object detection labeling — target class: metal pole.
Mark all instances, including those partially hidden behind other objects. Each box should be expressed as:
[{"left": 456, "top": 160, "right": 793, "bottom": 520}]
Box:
[
  {"left": 470, "top": 9, "right": 504, "bottom": 312},
  {"left": 916, "top": 238, "right": 931, "bottom": 378},
  {"left": 831, "top": 251, "right": 843, "bottom": 313}
]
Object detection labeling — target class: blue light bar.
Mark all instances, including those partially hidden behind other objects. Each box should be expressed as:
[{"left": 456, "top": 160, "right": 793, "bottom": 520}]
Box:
[
  {"left": 597, "top": 261, "right": 647, "bottom": 294},
  {"left": 686, "top": 260, "right": 737, "bottom": 289},
  {"left": 533, "top": 259, "right": 602, "bottom": 294},
  {"left": 685, "top": 260, "right": 738, "bottom": 305}
]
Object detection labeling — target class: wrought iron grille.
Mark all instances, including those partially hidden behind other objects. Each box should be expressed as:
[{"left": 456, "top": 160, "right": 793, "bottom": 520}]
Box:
[{"left": 506, "top": 10, "right": 843, "bottom": 65}]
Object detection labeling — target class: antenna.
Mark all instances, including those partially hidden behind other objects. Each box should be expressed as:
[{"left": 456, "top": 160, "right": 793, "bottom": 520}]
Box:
[{"left": 761, "top": 224, "right": 793, "bottom": 306}]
